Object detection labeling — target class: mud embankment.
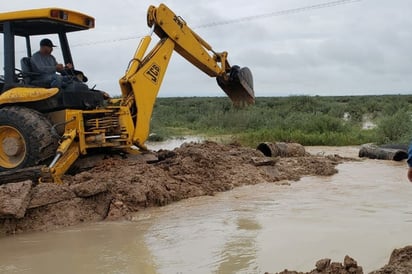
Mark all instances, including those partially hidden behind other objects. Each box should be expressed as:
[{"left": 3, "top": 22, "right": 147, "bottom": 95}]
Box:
[
  {"left": 0, "top": 141, "right": 343, "bottom": 235},
  {"left": 268, "top": 245, "right": 412, "bottom": 274}
]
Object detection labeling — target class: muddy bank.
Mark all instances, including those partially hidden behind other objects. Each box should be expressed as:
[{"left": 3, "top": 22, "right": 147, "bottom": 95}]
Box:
[
  {"left": 268, "top": 245, "right": 412, "bottom": 274},
  {"left": 272, "top": 255, "right": 363, "bottom": 274},
  {"left": 0, "top": 141, "right": 344, "bottom": 235},
  {"left": 370, "top": 245, "right": 412, "bottom": 274}
]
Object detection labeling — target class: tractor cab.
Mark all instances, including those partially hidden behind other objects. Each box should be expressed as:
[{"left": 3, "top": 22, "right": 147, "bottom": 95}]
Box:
[{"left": 0, "top": 8, "right": 104, "bottom": 112}]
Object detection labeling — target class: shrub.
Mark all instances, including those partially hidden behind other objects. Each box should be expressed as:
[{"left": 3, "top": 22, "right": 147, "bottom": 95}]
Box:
[
  {"left": 376, "top": 110, "right": 412, "bottom": 144},
  {"left": 149, "top": 95, "right": 412, "bottom": 147}
]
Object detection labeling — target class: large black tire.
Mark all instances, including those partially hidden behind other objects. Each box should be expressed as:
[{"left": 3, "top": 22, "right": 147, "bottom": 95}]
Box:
[{"left": 0, "top": 106, "right": 58, "bottom": 171}]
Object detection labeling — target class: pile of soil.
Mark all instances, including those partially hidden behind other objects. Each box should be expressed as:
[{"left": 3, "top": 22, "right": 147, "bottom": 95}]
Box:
[
  {"left": 370, "top": 245, "right": 412, "bottom": 274},
  {"left": 0, "top": 141, "right": 344, "bottom": 235},
  {"left": 267, "top": 245, "right": 412, "bottom": 274},
  {"left": 271, "top": 255, "right": 363, "bottom": 274}
]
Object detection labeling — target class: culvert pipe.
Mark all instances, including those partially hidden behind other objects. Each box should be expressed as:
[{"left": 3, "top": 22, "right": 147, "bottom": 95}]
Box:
[
  {"left": 257, "top": 142, "right": 306, "bottom": 157},
  {"left": 358, "top": 144, "right": 408, "bottom": 161}
]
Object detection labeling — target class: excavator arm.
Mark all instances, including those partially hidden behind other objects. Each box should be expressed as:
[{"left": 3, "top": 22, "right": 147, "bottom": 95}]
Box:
[
  {"left": 147, "top": 5, "right": 230, "bottom": 78},
  {"left": 119, "top": 3, "right": 254, "bottom": 148}
]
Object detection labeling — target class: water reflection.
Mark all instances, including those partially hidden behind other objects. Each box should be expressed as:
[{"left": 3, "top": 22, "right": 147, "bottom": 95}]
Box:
[
  {"left": 0, "top": 221, "right": 158, "bottom": 274},
  {"left": 216, "top": 217, "right": 260, "bottom": 274}
]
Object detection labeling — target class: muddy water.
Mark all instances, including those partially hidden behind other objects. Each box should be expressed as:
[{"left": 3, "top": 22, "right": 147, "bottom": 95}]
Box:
[
  {"left": 1, "top": 146, "right": 412, "bottom": 273},
  {"left": 146, "top": 136, "right": 203, "bottom": 151}
]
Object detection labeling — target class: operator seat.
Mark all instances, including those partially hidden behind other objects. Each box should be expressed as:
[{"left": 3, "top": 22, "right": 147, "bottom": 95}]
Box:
[
  {"left": 20, "top": 57, "right": 50, "bottom": 87},
  {"left": 18, "top": 57, "right": 105, "bottom": 112}
]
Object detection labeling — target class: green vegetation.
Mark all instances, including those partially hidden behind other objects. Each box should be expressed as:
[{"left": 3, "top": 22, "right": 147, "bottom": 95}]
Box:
[{"left": 149, "top": 95, "right": 412, "bottom": 147}]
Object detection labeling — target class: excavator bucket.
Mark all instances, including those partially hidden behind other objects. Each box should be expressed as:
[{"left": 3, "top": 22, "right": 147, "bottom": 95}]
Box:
[{"left": 217, "top": 66, "right": 255, "bottom": 107}]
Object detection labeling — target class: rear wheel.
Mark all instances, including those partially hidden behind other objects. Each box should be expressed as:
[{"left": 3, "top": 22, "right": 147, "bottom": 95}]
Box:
[{"left": 0, "top": 106, "right": 58, "bottom": 171}]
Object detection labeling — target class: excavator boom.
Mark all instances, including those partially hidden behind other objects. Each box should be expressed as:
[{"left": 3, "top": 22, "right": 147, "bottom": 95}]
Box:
[
  {"left": 146, "top": 4, "right": 255, "bottom": 106},
  {"left": 120, "top": 3, "right": 255, "bottom": 149}
]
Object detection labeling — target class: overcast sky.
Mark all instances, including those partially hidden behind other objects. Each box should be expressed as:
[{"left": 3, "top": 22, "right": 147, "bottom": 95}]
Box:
[{"left": 2, "top": 0, "right": 412, "bottom": 97}]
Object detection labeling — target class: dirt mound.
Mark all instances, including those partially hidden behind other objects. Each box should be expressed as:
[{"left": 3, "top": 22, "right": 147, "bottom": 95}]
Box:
[
  {"left": 269, "top": 256, "right": 363, "bottom": 274},
  {"left": 370, "top": 246, "right": 412, "bottom": 274},
  {"left": 0, "top": 141, "right": 344, "bottom": 235},
  {"left": 267, "top": 245, "right": 412, "bottom": 274}
]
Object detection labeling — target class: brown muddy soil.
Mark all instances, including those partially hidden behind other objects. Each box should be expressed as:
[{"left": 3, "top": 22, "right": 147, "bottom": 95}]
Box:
[
  {"left": 0, "top": 141, "right": 343, "bottom": 235},
  {"left": 269, "top": 245, "right": 412, "bottom": 274},
  {"left": 272, "top": 255, "right": 363, "bottom": 274},
  {"left": 370, "top": 245, "right": 412, "bottom": 274}
]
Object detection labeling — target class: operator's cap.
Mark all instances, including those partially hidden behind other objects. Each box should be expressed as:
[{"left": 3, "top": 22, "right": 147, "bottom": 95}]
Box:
[{"left": 40, "top": 38, "right": 57, "bottom": 48}]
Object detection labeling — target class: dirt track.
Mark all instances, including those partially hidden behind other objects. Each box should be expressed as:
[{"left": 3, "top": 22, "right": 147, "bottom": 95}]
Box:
[{"left": 0, "top": 141, "right": 343, "bottom": 235}]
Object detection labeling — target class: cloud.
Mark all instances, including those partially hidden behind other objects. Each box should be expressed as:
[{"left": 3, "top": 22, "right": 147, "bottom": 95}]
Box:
[{"left": 2, "top": 0, "right": 412, "bottom": 96}]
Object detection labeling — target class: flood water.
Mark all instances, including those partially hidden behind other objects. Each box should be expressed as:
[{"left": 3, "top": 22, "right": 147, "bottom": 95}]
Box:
[{"left": 1, "top": 146, "right": 412, "bottom": 273}]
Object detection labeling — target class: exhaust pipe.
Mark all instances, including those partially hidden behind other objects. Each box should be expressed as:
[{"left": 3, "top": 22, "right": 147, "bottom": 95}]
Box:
[{"left": 217, "top": 65, "right": 255, "bottom": 107}]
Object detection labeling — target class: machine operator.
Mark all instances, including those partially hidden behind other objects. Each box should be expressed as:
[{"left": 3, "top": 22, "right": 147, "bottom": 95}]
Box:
[{"left": 30, "top": 38, "right": 73, "bottom": 88}]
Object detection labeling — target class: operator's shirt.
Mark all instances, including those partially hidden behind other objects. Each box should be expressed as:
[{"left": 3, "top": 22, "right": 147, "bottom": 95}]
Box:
[{"left": 30, "top": 51, "right": 58, "bottom": 76}]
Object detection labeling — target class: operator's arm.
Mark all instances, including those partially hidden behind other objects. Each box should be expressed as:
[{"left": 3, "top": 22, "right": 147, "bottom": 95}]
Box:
[{"left": 30, "top": 52, "right": 58, "bottom": 74}]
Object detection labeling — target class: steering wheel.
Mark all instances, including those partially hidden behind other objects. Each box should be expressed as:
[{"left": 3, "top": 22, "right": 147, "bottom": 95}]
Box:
[{"left": 14, "top": 68, "right": 23, "bottom": 79}]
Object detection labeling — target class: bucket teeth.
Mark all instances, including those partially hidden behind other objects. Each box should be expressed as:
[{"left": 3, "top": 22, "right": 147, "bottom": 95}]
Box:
[{"left": 217, "top": 66, "right": 255, "bottom": 107}]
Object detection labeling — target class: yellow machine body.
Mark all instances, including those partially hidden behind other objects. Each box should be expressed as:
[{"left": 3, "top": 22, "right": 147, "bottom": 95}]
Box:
[{"left": 0, "top": 4, "right": 255, "bottom": 183}]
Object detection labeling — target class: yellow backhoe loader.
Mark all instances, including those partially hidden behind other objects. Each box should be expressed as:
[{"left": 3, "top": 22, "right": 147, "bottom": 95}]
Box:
[{"left": 0, "top": 3, "right": 254, "bottom": 183}]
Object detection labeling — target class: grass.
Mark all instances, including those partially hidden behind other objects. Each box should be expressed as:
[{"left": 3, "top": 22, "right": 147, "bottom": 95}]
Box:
[{"left": 149, "top": 95, "right": 412, "bottom": 147}]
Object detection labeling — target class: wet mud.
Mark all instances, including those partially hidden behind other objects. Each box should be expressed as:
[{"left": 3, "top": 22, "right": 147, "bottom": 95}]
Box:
[
  {"left": 0, "top": 141, "right": 343, "bottom": 235},
  {"left": 270, "top": 245, "right": 412, "bottom": 274}
]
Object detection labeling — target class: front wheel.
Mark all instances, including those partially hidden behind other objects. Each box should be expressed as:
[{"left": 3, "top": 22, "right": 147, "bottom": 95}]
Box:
[{"left": 0, "top": 106, "right": 58, "bottom": 171}]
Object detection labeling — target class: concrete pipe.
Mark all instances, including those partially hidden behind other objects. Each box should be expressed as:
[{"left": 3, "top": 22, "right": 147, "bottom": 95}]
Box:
[
  {"left": 358, "top": 144, "right": 408, "bottom": 161},
  {"left": 257, "top": 142, "right": 306, "bottom": 157}
]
